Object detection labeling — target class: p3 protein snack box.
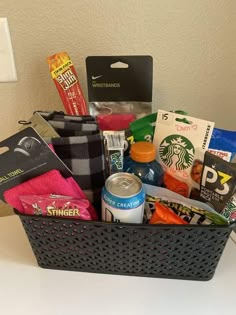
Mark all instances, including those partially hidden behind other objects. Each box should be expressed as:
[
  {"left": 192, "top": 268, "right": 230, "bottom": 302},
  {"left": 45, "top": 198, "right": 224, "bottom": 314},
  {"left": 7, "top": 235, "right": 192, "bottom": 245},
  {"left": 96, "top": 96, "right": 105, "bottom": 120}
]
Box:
[{"left": 200, "top": 151, "right": 236, "bottom": 213}]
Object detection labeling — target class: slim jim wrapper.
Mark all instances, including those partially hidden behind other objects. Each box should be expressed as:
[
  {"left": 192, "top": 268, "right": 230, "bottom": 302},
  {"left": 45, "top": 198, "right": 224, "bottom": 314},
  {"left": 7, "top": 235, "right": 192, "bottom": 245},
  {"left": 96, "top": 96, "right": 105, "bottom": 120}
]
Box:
[{"left": 47, "top": 52, "right": 88, "bottom": 115}]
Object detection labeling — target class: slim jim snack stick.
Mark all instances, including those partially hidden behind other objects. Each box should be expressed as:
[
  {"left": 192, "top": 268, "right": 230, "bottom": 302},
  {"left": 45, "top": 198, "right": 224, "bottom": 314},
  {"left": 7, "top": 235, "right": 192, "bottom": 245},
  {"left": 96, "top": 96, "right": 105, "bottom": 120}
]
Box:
[{"left": 47, "top": 52, "right": 88, "bottom": 115}]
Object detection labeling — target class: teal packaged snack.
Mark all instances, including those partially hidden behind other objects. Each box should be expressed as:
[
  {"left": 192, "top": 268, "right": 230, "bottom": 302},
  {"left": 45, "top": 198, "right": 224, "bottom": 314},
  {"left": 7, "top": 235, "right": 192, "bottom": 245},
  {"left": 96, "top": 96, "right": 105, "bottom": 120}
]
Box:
[
  {"left": 200, "top": 151, "right": 236, "bottom": 213},
  {"left": 103, "top": 131, "right": 125, "bottom": 176}
]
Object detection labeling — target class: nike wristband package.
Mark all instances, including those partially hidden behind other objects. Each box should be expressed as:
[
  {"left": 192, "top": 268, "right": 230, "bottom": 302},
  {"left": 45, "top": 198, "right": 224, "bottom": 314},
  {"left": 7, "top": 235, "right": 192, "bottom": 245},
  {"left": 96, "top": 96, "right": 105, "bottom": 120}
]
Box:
[{"left": 86, "top": 56, "right": 153, "bottom": 130}]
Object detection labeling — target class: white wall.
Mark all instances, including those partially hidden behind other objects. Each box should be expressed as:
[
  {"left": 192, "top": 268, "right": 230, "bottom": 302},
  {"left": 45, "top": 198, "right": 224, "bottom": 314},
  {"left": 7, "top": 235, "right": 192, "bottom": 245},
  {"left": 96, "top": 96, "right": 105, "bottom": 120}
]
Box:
[{"left": 0, "top": 0, "right": 235, "bottom": 141}]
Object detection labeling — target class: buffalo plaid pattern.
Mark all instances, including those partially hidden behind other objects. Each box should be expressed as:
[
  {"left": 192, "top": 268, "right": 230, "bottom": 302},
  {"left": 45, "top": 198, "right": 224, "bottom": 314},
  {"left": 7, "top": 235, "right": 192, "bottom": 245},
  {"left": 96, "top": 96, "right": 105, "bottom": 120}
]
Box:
[
  {"left": 42, "top": 111, "right": 106, "bottom": 207},
  {"left": 47, "top": 133, "right": 106, "bottom": 207},
  {"left": 37, "top": 111, "right": 95, "bottom": 122},
  {"left": 48, "top": 120, "right": 99, "bottom": 137}
]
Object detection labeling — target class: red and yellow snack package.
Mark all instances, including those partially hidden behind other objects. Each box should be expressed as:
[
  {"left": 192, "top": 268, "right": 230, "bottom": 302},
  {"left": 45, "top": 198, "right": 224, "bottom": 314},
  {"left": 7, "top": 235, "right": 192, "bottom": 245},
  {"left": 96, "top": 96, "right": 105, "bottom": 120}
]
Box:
[
  {"left": 149, "top": 202, "right": 188, "bottom": 224},
  {"left": 47, "top": 52, "right": 88, "bottom": 116}
]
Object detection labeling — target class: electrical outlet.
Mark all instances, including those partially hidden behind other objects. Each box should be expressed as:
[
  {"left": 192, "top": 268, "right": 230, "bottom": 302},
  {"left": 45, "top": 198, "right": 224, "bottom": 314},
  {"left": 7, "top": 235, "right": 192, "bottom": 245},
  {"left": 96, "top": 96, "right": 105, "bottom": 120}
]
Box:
[{"left": 0, "top": 17, "right": 17, "bottom": 82}]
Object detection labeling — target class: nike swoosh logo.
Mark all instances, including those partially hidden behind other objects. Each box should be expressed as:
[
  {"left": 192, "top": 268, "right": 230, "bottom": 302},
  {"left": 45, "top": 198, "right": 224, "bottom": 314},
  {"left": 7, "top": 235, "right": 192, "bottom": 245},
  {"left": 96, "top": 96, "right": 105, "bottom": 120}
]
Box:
[{"left": 92, "top": 75, "right": 103, "bottom": 80}]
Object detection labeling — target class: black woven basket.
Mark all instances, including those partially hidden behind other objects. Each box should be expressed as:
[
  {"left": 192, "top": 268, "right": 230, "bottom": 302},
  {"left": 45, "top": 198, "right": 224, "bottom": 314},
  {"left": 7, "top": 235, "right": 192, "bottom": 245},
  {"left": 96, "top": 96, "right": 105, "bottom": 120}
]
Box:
[{"left": 15, "top": 210, "right": 235, "bottom": 281}]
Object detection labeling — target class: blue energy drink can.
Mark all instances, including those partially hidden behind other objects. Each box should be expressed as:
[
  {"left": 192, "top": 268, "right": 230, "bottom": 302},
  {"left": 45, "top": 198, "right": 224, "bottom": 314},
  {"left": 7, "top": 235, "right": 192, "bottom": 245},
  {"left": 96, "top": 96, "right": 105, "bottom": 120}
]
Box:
[{"left": 102, "top": 172, "right": 145, "bottom": 223}]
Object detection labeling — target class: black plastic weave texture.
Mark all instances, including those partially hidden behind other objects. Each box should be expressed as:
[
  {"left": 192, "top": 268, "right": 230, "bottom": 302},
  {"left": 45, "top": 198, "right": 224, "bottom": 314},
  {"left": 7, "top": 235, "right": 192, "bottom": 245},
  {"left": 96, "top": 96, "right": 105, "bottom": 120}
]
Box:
[{"left": 17, "top": 213, "right": 233, "bottom": 281}]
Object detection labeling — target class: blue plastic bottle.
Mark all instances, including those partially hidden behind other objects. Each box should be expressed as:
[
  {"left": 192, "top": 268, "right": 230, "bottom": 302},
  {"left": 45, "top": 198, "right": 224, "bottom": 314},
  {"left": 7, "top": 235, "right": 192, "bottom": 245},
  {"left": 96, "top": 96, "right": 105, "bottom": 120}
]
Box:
[{"left": 123, "top": 142, "right": 164, "bottom": 186}]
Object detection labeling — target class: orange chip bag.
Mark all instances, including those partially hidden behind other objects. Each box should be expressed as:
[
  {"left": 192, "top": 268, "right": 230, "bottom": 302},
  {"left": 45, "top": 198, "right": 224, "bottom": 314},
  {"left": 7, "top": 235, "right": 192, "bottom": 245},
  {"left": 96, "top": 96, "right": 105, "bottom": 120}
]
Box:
[
  {"left": 149, "top": 202, "right": 188, "bottom": 225},
  {"left": 47, "top": 52, "right": 89, "bottom": 116},
  {"left": 164, "top": 172, "right": 189, "bottom": 198}
]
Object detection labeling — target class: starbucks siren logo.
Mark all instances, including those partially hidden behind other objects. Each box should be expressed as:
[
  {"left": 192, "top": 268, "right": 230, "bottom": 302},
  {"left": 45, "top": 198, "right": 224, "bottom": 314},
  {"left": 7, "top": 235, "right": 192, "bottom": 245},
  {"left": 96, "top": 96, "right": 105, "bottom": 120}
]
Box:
[{"left": 159, "top": 135, "right": 194, "bottom": 170}]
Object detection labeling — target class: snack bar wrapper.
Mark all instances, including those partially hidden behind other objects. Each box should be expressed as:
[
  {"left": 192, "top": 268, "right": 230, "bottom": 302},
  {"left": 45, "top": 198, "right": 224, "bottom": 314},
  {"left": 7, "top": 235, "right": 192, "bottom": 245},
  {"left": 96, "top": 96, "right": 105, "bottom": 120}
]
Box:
[
  {"left": 47, "top": 52, "right": 88, "bottom": 116},
  {"left": 19, "top": 194, "right": 92, "bottom": 220},
  {"left": 144, "top": 184, "right": 228, "bottom": 225},
  {"left": 164, "top": 172, "right": 189, "bottom": 197},
  {"left": 149, "top": 202, "right": 187, "bottom": 224},
  {"left": 209, "top": 128, "right": 236, "bottom": 162}
]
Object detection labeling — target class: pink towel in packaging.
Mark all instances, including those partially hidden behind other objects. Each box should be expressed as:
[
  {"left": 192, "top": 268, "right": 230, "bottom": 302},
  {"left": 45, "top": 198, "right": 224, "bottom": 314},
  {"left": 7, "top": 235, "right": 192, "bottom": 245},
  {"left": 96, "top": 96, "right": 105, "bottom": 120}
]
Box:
[{"left": 4, "top": 169, "right": 98, "bottom": 220}]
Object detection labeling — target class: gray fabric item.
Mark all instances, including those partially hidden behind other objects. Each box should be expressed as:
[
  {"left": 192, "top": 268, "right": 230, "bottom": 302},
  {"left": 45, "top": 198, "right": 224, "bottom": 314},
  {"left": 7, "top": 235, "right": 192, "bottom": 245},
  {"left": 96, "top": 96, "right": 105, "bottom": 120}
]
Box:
[
  {"left": 43, "top": 111, "right": 106, "bottom": 207},
  {"left": 48, "top": 120, "right": 98, "bottom": 132},
  {"left": 37, "top": 111, "right": 95, "bottom": 122},
  {"left": 47, "top": 132, "right": 106, "bottom": 206}
]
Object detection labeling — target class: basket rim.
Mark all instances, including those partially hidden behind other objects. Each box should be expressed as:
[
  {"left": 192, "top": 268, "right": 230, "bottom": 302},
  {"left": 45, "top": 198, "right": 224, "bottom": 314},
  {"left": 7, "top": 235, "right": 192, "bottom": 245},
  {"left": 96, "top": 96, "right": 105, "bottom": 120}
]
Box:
[{"left": 14, "top": 209, "right": 236, "bottom": 230}]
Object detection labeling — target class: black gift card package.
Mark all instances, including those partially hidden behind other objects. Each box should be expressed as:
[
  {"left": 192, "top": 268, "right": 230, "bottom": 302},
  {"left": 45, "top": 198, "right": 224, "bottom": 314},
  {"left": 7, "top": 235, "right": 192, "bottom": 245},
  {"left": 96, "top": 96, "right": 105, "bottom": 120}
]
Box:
[
  {"left": 86, "top": 56, "right": 153, "bottom": 102},
  {"left": 0, "top": 127, "right": 71, "bottom": 200}
]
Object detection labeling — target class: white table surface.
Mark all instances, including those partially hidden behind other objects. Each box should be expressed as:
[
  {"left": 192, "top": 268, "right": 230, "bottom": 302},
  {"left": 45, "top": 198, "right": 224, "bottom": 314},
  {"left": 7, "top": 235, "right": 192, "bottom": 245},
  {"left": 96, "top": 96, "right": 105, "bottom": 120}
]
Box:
[{"left": 0, "top": 215, "right": 235, "bottom": 315}]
